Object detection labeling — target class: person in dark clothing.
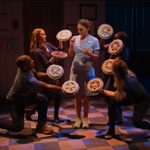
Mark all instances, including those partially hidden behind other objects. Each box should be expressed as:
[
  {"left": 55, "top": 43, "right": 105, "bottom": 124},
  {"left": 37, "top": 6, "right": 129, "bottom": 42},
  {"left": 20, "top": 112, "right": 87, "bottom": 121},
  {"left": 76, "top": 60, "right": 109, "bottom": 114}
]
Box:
[
  {"left": 101, "top": 31, "right": 130, "bottom": 125},
  {"left": 0, "top": 55, "right": 62, "bottom": 133},
  {"left": 97, "top": 59, "right": 150, "bottom": 139},
  {"left": 28, "top": 28, "right": 63, "bottom": 123}
]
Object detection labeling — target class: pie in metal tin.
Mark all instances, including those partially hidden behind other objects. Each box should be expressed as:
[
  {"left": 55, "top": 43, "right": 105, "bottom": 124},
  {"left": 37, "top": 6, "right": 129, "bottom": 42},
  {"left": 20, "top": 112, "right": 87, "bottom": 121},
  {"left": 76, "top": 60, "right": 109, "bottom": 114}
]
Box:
[
  {"left": 56, "top": 29, "right": 72, "bottom": 41},
  {"left": 51, "top": 51, "right": 68, "bottom": 59},
  {"left": 108, "top": 39, "right": 123, "bottom": 55},
  {"left": 87, "top": 78, "right": 104, "bottom": 93},
  {"left": 62, "top": 80, "right": 79, "bottom": 94},
  {"left": 102, "top": 59, "right": 114, "bottom": 75},
  {"left": 97, "top": 24, "right": 114, "bottom": 39},
  {"left": 47, "top": 64, "right": 64, "bottom": 80}
]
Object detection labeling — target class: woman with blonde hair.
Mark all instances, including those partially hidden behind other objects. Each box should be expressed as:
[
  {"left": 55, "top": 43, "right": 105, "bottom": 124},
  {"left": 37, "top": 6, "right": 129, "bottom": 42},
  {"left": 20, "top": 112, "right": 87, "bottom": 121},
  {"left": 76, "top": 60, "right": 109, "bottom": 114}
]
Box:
[
  {"left": 27, "top": 28, "right": 63, "bottom": 123},
  {"left": 30, "top": 28, "right": 63, "bottom": 70}
]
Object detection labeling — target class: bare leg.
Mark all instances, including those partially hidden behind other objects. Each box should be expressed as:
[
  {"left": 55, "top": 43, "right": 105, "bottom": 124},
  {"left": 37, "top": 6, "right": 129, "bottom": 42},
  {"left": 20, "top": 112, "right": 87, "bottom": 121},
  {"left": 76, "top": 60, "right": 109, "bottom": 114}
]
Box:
[
  {"left": 74, "top": 96, "right": 82, "bottom": 118},
  {"left": 82, "top": 96, "right": 90, "bottom": 129},
  {"left": 83, "top": 96, "right": 90, "bottom": 118},
  {"left": 73, "top": 96, "right": 82, "bottom": 128}
]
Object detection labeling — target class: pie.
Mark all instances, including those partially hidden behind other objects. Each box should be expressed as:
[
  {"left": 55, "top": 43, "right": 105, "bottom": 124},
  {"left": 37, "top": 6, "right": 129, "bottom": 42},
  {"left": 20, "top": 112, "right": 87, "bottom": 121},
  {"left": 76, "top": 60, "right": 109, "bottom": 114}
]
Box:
[
  {"left": 51, "top": 51, "right": 68, "bottom": 59},
  {"left": 101, "top": 59, "right": 114, "bottom": 75},
  {"left": 62, "top": 80, "right": 79, "bottom": 94},
  {"left": 56, "top": 29, "right": 72, "bottom": 41},
  {"left": 87, "top": 78, "right": 104, "bottom": 93},
  {"left": 47, "top": 64, "right": 64, "bottom": 80},
  {"left": 97, "top": 24, "right": 114, "bottom": 39},
  {"left": 108, "top": 39, "right": 123, "bottom": 55}
]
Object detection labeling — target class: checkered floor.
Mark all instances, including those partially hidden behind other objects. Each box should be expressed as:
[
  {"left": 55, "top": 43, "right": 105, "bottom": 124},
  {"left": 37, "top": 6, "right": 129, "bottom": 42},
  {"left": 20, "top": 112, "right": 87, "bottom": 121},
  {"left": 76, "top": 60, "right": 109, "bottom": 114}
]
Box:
[{"left": 0, "top": 97, "right": 150, "bottom": 150}]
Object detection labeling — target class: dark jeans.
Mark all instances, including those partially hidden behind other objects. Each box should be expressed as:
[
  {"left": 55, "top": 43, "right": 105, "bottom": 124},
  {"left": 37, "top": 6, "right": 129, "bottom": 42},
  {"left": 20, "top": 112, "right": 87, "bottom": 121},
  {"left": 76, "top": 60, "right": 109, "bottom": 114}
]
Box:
[
  {"left": 108, "top": 97, "right": 150, "bottom": 132},
  {"left": 0, "top": 91, "right": 48, "bottom": 132},
  {"left": 108, "top": 86, "right": 150, "bottom": 130},
  {"left": 105, "top": 76, "right": 150, "bottom": 133},
  {"left": 53, "top": 92, "right": 62, "bottom": 119},
  {"left": 104, "top": 76, "right": 123, "bottom": 125},
  {"left": 38, "top": 77, "right": 62, "bottom": 119}
]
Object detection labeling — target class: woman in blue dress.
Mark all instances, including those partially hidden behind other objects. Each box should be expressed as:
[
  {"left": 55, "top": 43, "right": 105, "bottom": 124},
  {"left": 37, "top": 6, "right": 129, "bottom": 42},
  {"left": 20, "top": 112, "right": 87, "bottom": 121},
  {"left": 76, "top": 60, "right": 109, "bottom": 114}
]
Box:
[{"left": 68, "top": 19, "right": 100, "bottom": 128}]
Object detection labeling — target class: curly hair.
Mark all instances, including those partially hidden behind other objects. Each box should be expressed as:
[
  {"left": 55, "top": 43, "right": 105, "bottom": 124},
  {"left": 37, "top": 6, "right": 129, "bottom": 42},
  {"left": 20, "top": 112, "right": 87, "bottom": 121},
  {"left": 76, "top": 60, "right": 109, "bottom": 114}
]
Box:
[{"left": 30, "top": 28, "right": 44, "bottom": 52}]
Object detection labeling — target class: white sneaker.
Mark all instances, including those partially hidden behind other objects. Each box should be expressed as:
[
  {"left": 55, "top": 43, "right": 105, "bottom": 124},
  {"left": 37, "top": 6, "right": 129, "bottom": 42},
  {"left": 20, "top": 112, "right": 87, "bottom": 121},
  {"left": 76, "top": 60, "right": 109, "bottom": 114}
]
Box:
[
  {"left": 74, "top": 118, "right": 82, "bottom": 128},
  {"left": 82, "top": 118, "right": 89, "bottom": 129}
]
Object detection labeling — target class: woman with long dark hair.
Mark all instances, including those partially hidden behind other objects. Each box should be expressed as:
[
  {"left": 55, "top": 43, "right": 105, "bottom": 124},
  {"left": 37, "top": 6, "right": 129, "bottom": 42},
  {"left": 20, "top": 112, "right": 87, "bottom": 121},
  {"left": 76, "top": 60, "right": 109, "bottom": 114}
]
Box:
[{"left": 98, "top": 59, "right": 150, "bottom": 139}]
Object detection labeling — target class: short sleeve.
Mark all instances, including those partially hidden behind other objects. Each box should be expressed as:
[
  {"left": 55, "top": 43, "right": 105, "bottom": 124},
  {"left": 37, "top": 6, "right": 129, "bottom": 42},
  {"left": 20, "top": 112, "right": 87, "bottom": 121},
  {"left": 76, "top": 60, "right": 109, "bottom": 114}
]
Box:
[
  {"left": 28, "top": 77, "right": 41, "bottom": 87},
  {"left": 93, "top": 38, "right": 100, "bottom": 51},
  {"left": 24, "top": 73, "right": 41, "bottom": 87}
]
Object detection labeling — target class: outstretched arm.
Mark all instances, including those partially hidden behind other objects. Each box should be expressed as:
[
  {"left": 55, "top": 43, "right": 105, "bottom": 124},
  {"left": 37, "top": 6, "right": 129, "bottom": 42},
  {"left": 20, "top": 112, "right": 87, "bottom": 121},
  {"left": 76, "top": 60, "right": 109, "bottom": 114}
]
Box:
[
  {"left": 39, "top": 81, "right": 62, "bottom": 91},
  {"left": 68, "top": 37, "right": 75, "bottom": 57},
  {"left": 36, "top": 72, "right": 47, "bottom": 77},
  {"left": 98, "top": 89, "right": 126, "bottom": 101},
  {"left": 28, "top": 73, "right": 62, "bottom": 91},
  {"left": 33, "top": 69, "right": 48, "bottom": 78}
]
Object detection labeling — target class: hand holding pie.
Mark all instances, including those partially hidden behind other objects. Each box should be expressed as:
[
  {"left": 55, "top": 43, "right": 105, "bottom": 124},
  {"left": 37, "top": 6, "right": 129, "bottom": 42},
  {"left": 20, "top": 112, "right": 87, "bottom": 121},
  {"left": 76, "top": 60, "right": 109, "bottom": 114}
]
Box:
[
  {"left": 56, "top": 29, "right": 72, "bottom": 41},
  {"left": 62, "top": 80, "right": 79, "bottom": 94},
  {"left": 101, "top": 59, "right": 114, "bottom": 75},
  {"left": 97, "top": 24, "right": 114, "bottom": 39},
  {"left": 51, "top": 51, "right": 68, "bottom": 59},
  {"left": 87, "top": 78, "right": 104, "bottom": 93},
  {"left": 108, "top": 39, "right": 123, "bottom": 55},
  {"left": 47, "top": 64, "right": 64, "bottom": 80}
]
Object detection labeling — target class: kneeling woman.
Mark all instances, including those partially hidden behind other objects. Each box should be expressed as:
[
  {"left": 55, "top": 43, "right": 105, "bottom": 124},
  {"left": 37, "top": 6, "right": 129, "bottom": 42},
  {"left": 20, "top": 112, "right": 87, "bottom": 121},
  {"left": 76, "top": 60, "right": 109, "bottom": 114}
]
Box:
[{"left": 98, "top": 59, "right": 150, "bottom": 139}]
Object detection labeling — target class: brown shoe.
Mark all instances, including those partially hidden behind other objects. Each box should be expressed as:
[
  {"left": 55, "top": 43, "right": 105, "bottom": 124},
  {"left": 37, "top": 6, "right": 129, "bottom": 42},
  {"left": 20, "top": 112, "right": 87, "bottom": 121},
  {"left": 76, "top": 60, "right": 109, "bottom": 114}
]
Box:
[{"left": 36, "top": 124, "right": 53, "bottom": 134}]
